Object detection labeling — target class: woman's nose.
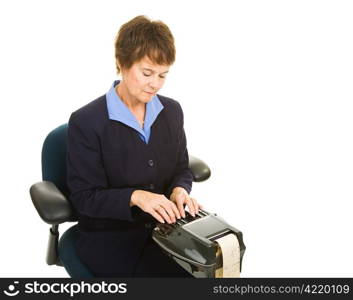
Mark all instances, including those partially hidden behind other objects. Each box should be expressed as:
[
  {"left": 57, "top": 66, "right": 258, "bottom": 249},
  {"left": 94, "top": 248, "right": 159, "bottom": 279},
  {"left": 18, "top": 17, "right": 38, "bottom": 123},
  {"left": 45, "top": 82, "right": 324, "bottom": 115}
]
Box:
[
  {"left": 149, "top": 77, "right": 162, "bottom": 91},
  {"left": 149, "top": 83, "right": 157, "bottom": 91}
]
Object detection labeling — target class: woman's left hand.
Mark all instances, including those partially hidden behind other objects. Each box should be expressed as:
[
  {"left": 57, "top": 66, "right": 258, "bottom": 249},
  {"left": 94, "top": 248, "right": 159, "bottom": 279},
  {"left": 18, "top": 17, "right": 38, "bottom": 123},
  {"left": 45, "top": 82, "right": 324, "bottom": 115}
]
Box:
[{"left": 170, "top": 187, "right": 202, "bottom": 218}]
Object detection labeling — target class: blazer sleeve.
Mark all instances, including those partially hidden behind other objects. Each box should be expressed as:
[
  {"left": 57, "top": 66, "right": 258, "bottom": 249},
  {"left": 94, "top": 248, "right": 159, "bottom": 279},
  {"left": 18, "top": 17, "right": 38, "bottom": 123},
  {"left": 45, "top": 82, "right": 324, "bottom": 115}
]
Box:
[
  {"left": 166, "top": 103, "right": 193, "bottom": 198},
  {"left": 66, "top": 112, "right": 135, "bottom": 221}
]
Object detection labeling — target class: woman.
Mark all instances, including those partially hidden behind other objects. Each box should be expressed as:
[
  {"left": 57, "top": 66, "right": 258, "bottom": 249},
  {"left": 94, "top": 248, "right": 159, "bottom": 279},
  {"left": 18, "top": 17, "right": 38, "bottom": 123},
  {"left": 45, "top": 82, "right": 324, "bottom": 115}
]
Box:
[{"left": 67, "top": 15, "right": 201, "bottom": 277}]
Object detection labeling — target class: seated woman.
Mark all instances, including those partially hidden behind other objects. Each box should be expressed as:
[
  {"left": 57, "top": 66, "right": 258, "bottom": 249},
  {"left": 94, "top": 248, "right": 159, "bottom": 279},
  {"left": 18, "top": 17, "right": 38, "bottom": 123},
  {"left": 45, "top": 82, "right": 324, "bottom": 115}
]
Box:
[{"left": 66, "top": 15, "right": 201, "bottom": 277}]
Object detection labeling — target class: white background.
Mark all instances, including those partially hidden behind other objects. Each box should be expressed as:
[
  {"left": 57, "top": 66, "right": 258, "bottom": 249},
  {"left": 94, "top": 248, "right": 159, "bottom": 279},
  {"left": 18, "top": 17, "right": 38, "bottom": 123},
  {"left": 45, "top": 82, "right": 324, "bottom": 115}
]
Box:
[{"left": 0, "top": 0, "right": 352, "bottom": 277}]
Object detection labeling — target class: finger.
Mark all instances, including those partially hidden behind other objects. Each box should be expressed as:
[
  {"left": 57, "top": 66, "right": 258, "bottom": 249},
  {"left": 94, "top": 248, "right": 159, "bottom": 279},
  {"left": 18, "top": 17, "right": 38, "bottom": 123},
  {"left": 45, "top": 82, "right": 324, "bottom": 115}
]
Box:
[
  {"left": 173, "top": 194, "right": 186, "bottom": 218},
  {"left": 156, "top": 206, "right": 172, "bottom": 224},
  {"left": 186, "top": 197, "right": 196, "bottom": 216},
  {"left": 191, "top": 197, "right": 199, "bottom": 214},
  {"left": 169, "top": 201, "right": 181, "bottom": 219},
  {"left": 176, "top": 200, "right": 186, "bottom": 218},
  {"left": 161, "top": 203, "right": 176, "bottom": 223},
  {"left": 149, "top": 210, "right": 165, "bottom": 223}
]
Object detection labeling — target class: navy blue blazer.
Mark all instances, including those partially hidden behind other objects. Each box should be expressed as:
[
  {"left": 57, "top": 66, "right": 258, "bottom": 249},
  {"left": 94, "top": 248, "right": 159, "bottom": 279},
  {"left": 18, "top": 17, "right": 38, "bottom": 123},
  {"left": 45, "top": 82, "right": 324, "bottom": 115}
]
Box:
[{"left": 66, "top": 93, "right": 193, "bottom": 276}]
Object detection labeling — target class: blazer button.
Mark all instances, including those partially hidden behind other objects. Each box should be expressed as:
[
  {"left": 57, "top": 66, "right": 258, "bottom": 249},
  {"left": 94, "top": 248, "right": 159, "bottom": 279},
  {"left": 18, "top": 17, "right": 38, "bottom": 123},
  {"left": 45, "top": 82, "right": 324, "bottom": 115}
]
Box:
[
  {"left": 149, "top": 183, "right": 155, "bottom": 190},
  {"left": 148, "top": 159, "right": 154, "bottom": 167}
]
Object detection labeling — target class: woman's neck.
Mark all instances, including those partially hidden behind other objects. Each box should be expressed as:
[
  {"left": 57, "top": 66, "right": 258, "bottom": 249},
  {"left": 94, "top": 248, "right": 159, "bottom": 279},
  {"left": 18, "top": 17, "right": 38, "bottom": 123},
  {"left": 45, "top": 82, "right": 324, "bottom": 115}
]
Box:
[
  {"left": 116, "top": 81, "right": 146, "bottom": 126},
  {"left": 116, "top": 81, "right": 144, "bottom": 111}
]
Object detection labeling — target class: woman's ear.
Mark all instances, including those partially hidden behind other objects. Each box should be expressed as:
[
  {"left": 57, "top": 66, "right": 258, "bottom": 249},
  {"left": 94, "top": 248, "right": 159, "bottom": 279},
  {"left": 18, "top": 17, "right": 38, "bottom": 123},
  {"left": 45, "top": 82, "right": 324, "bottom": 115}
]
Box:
[{"left": 116, "top": 60, "right": 121, "bottom": 76}]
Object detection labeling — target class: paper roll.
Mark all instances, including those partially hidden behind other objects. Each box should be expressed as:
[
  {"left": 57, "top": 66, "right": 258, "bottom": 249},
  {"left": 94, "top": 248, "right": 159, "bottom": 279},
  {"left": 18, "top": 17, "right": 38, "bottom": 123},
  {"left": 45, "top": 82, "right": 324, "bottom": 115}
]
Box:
[{"left": 215, "top": 233, "right": 240, "bottom": 278}]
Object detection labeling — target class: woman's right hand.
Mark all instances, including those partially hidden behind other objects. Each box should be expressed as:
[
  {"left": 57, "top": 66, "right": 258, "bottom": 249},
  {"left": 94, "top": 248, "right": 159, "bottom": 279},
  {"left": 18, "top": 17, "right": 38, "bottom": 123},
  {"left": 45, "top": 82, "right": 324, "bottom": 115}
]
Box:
[{"left": 130, "top": 190, "right": 181, "bottom": 224}]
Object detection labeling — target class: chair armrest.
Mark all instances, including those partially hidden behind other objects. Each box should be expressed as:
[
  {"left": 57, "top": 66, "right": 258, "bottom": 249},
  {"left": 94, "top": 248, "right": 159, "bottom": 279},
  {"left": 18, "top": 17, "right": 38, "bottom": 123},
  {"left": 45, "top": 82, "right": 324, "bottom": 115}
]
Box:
[
  {"left": 30, "top": 181, "right": 77, "bottom": 225},
  {"left": 189, "top": 155, "right": 211, "bottom": 182}
]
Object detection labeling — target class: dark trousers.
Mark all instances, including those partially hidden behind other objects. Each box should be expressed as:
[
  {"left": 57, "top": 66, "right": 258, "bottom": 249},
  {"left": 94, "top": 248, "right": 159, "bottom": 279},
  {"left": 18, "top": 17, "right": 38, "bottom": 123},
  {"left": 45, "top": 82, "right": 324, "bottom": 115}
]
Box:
[
  {"left": 76, "top": 229, "right": 193, "bottom": 278},
  {"left": 133, "top": 237, "right": 193, "bottom": 278}
]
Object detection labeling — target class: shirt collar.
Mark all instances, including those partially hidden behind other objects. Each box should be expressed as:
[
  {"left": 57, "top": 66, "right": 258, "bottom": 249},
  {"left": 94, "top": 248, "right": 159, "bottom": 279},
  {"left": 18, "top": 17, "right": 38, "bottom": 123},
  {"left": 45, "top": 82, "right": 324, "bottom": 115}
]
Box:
[{"left": 106, "top": 80, "right": 164, "bottom": 143}]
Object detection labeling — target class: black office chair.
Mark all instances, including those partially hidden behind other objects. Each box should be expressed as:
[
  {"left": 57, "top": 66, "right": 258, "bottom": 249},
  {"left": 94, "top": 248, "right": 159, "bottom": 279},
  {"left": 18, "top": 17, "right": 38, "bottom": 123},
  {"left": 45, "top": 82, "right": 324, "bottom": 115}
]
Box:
[{"left": 30, "top": 124, "right": 211, "bottom": 277}]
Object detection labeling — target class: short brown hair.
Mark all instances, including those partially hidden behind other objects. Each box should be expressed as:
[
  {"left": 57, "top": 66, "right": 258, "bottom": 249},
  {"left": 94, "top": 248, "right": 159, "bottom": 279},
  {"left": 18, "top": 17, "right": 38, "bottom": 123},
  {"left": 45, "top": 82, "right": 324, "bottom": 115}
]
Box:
[{"left": 114, "top": 15, "right": 176, "bottom": 74}]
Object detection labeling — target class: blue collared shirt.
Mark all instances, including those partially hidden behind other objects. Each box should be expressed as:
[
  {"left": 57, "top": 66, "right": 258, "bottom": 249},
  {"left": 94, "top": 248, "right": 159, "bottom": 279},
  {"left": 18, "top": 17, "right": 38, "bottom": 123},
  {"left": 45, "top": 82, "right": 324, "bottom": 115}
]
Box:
[{"left": 106, "top": 80, "right": 164, "bottom": 144}]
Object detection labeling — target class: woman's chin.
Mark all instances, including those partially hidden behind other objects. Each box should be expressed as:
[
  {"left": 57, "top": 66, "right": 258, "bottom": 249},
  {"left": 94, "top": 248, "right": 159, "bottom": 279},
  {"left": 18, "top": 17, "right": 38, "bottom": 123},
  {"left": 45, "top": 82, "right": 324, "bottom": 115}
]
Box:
[{"left": 140, "top": 94, "right": 154, "bottom": 102}]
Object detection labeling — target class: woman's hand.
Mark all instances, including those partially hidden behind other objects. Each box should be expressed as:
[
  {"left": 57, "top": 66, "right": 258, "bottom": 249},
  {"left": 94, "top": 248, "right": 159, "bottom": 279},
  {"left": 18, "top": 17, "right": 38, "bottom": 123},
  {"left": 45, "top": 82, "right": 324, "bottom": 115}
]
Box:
[
  {"left": 130, "top": 190, "right": 181, "bottom": 224},
  {"left": 170, "top": 187, "right": 202, "bottom": 218}
]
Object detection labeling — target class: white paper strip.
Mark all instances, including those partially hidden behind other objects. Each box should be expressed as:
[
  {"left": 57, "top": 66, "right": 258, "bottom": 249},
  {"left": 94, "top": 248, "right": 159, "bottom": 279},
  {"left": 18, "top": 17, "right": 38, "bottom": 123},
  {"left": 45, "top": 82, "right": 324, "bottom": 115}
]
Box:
[{"left": 215, "top": 233, "right": 240, "bottom": 278}]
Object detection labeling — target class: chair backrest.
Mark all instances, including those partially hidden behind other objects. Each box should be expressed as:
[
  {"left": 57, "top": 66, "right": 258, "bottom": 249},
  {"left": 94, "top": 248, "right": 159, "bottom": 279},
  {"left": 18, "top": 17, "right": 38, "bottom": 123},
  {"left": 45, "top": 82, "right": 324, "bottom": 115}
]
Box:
[{"left": 42, "top": 124, "right": 69, "bottom": 198}]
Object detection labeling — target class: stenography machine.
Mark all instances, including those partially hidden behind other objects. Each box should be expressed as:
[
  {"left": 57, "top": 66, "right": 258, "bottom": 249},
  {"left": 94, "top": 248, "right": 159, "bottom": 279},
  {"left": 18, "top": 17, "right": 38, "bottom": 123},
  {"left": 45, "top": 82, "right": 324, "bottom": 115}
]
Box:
[{"left": 152, "top": 209, "right": 246, "bottom": 278}]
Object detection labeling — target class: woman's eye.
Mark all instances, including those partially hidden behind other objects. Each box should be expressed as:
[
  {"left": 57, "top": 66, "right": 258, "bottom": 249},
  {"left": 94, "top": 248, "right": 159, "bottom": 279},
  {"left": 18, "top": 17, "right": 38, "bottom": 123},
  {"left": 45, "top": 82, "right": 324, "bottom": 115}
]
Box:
[{"left": 143, "top": 72, "right": 166, "bottom": 79}]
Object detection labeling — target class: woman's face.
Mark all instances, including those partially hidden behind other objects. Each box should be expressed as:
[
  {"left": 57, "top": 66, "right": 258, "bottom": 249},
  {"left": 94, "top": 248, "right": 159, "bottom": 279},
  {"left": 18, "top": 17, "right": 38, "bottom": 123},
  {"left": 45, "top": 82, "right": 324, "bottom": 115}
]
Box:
[{"left": 120, "top": 56, "right": 170, "bottom": 104}]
